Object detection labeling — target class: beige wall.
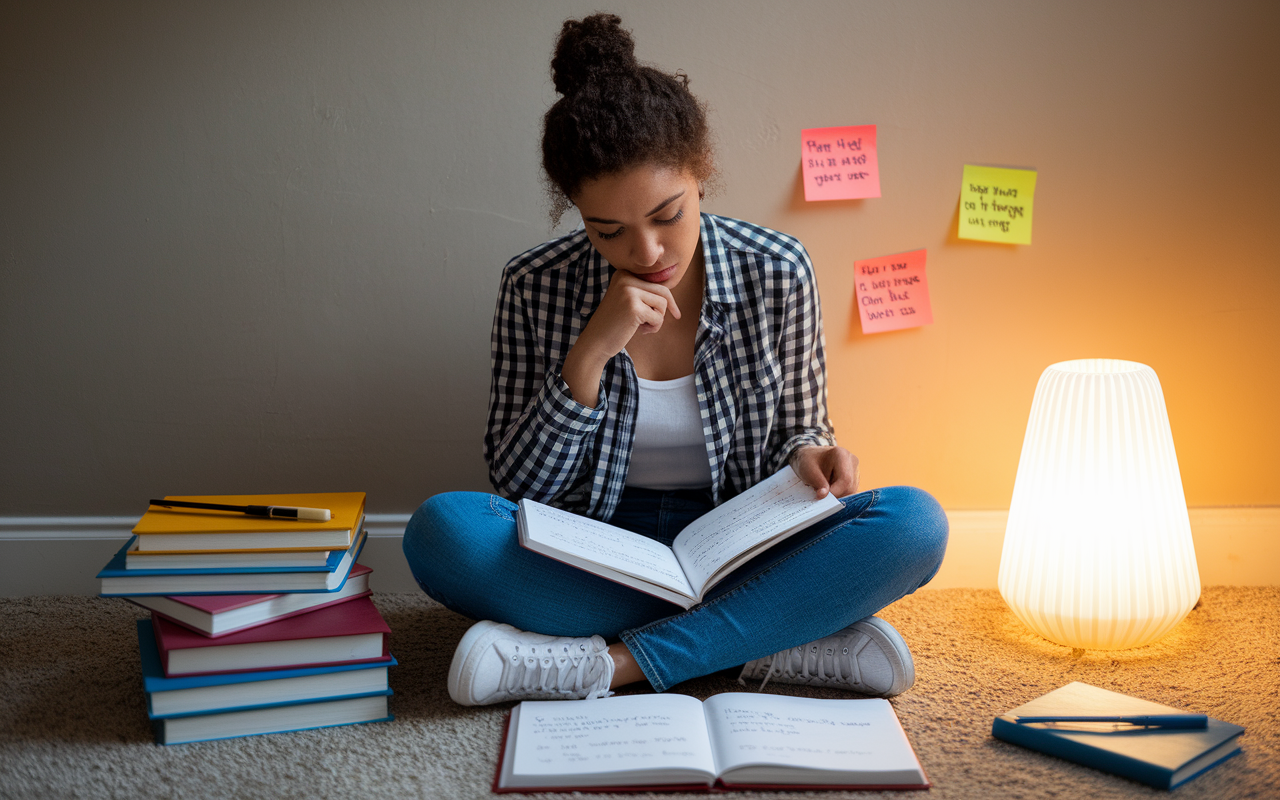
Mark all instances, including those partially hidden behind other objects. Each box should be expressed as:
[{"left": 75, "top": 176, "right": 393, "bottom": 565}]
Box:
[{"left": 2, "top": 1, "right": 1276, "bottom": 515}]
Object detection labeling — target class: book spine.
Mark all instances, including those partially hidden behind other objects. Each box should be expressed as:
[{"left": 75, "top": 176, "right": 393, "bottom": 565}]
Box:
[
  {"left": 148, "top": 689, "right": 393, "bottom": 720},
  {"left": 991, "top": 717, "right": 1172, "bottom": 790}
]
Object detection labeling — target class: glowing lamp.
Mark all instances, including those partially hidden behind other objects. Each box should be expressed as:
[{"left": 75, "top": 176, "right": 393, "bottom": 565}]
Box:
[{"left": 998, "top": 359, "right": 1200, "bottom": 650}]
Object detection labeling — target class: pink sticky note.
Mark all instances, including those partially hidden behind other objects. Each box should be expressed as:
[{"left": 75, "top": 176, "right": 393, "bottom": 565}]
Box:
[
  {"left": 854, "top": 249, "right": 933, "bottom": 334},
  {"left": 801, "top": 125, "right": 881, "bottom": 201}
]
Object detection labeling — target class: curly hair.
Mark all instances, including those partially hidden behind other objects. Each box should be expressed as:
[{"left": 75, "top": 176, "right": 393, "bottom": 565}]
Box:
[{"left": 541, "top": 13, "right": 716, "bottom": 225}]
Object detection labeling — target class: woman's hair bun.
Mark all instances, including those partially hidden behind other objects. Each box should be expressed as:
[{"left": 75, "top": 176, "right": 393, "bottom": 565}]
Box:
[{"left": 550, "top": 13, "right": 638, "bottom": 97}]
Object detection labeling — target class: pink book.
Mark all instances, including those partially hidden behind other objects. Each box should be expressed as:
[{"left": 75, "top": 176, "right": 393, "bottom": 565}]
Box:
[
  {"left": 152, "top": 594, "right": 391, "bottom": 677},
  {"left": 129, "top": 564, "right": 373, "bottom": 637}
]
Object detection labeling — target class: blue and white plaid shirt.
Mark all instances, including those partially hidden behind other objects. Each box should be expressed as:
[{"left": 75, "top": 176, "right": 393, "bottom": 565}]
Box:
[{"left": 485, "top": 213, "right": 837, "bottom": 521}]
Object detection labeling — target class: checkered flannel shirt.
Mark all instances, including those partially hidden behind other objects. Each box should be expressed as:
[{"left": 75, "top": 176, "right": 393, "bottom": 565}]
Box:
[{"left": 484, "top": 213, "right": 837, "bottom": 521}]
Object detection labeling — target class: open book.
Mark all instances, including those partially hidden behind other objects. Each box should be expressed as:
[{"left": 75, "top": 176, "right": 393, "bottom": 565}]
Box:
[
  {"left": 517, "top": 466, "right": 842, "bottom": 608},
  {"left": 495, "top": 692, "right": 929, "bottom": 792}
]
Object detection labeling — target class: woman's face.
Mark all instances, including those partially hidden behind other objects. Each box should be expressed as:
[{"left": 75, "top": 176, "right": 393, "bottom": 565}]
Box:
[{"left": 573, "top": 164, "right": 702, "bottom": 291}]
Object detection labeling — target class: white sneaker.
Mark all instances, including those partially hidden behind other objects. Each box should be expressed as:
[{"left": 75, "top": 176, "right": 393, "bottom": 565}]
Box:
[
  {"left": 738, "top": 616, "right": 915, "bottom": 697},
  {"left": 447, "top": 620, "right": 616, "bottom": 706}
]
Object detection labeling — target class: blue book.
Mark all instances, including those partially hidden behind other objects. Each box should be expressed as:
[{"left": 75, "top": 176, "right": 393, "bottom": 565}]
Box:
[
  {"left": 992, "top": 682, "right": 1244, "bottom": 790},
  {"left": 137, "top": 620, "right": 396, "bottom": 718},
  {"left": 98, "top": 529, "right": 366, "bottom": 596}
]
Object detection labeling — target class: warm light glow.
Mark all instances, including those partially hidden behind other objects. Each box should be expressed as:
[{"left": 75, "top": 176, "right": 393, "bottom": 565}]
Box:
[{"left": 998, "top": 359, "right": 1200, "bottom": 650}]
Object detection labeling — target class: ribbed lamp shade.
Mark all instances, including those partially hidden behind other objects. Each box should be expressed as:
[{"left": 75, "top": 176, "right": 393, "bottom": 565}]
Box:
[{"left": 998, "top": 359, "right": 1200, "bottom": 650}]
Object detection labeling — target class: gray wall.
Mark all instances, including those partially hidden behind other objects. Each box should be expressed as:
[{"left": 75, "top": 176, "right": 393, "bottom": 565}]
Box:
[{"left": 3, "top": 1, "right": 1278, "bottom": 517}]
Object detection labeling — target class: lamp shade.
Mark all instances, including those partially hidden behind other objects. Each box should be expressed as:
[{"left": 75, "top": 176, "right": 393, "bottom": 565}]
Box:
[{"left": 998, "top": 359, "right": 1200, "bottom": 650}]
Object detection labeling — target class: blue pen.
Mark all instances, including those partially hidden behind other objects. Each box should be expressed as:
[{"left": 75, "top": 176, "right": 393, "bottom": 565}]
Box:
[{"left": 1015, "top": 714, "right": 1208, "bottom": 729}]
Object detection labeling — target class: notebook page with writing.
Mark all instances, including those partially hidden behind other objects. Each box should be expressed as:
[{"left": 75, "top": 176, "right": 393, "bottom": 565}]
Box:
[
  {"left": 503, "top": 694, "right": 717, "bottom": 789},
  {"left": 703, "top": 694, "right": 927, "bottom": 787},
  {"left": 518, "top": 501, "right": 696, "bottom": 598},
  {"left": 672, "top": 467, "right": 841, "bottom": 595}
]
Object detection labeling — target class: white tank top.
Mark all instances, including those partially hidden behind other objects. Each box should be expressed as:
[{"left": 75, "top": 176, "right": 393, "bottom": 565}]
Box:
[{"left": 626, "top": 374, "right": 714, "bottom": 490}]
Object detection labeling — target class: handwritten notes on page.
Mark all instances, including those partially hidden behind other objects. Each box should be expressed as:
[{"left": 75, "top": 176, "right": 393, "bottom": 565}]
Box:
[
  {"left": 510, "top": 695, "right": 715, "bottom": 785},
  {"left": 854, "top": 249, "right": 933, "bottom": 334},
  {"left": 704, "top": 694, "right": 925, "bottom": 784},
  {"left": 959, "top": 165, "right": 1037, "bottom": 244},
  {"left": 672, "top": 466, "right": 841, "bottom": 595},
  {"left": 518, "top": 501, "right": 695, "bottom": 598},
  {"left": 801, "top": 125, "right": 880, "bottom": 201}
]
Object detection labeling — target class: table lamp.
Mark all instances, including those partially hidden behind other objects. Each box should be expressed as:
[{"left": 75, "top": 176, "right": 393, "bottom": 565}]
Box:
[{"left": 998, "top": 359, "right": 1200, "bottom": 650}]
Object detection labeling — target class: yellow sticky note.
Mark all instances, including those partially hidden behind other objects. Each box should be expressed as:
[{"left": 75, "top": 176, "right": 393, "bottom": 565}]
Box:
[{"left": 959, "top": 165, "right": 1037, "bottom": 245}]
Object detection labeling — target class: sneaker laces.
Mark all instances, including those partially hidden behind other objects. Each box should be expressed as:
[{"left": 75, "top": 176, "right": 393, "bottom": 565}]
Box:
[
  {"left": 748, "top": 629, "right": 870, "bottom": 690},
  {"left": 495, "top": 637, "right": 615, "bottom": 700}
]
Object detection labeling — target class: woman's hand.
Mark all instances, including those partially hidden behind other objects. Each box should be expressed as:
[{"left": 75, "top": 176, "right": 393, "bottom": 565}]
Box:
[
  {"left": 562, "top": 271, "right": 680, "bottom": 407},
  {"left": 790, "top": 445, "right": 860, "bottom": 500}
]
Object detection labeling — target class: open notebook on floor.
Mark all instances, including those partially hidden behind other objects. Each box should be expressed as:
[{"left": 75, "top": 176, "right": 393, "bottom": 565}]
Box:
[{"left": 494, "top": 692, "right": 929, "bottom": 792}]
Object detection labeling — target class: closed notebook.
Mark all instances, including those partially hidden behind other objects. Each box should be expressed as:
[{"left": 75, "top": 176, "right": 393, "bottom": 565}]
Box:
[
  {"left": 153, "top": 694, "right": 392, "bottom": 746},
  {"left": 992, "top": 682, "right": 1244, "bottom": 790},
  {"left": 127, "top": 564, "right": 373, "bottom": 637},
  {"left": 137, "top": 619, "right": 396, "bottom": 718},
  {"left": 98, "top": 529, "right": 366, "bottom": 596},
  {"left": 125, "top": 537, "right": 343, "bottom": 571},
  {"left": 133, "top": 492, "right": 365, "bottom": 552},
  {"left": 151, "top": 594, "right": 391, "bottom": 677},
  {"left": 126, "top": 546, "right": 335, "bottom": 570}
]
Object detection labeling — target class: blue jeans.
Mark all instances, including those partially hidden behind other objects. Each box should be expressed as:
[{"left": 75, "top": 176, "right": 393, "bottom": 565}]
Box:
[{"left": 402, "top": 485, "right": 948, "bottom": 692}]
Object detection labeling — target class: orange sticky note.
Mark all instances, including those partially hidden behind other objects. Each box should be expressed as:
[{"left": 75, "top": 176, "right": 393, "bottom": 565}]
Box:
[
  {"left": 801, "top": 125, "right": 880, "bottom": 201},
  {"left": 854, "top": 249, "right": 933, "bottom": 334}
]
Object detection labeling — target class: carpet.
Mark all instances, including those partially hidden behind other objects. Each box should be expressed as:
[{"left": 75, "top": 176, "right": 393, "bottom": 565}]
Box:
[{"left": 1, "top": 587, "right": 1276, "bottom": 799}]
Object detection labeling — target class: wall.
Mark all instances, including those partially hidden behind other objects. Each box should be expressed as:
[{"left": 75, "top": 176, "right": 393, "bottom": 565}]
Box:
[{"left": 3, "top": 0, "right": 1277, "bottom": 520}]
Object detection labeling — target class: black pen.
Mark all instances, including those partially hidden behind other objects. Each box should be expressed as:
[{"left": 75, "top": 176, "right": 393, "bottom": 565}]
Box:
[
  {"left": 1015, "top": 714, "right": 1208, "bottom": 729},
  {"left": 149, "top": 499, "right": 332, "bottom": 521}
]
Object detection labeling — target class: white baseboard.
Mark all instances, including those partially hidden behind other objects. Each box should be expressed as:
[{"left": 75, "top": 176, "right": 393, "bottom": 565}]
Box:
[
  {"left": 3, "top": 509, "right": 1277, "bottom": 597},
  {"left": 926, "top": 507, "right": 1280, "bottom": 590},
  {"left": 0, "top": 514, "right": 419, "bottom": 597}
]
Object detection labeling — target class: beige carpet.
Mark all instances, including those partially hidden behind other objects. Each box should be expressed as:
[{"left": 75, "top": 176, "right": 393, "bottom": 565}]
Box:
[{"left": 1, "top": 587, "right": 1276, "bottom": 799}]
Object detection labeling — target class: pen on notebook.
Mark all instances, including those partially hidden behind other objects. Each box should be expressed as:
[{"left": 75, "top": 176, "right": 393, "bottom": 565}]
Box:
[
  {"left": 1014, "top": 714, "right": 1208, "bottom": 729},
  {"left": 148, "top": 499, "right": 332, "bottom": 521}
]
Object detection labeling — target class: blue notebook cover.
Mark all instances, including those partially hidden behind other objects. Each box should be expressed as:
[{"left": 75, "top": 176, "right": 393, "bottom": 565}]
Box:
[
  {"left": 137, "top": 619, "right": 396, "bottom": 717},
  {"left": 992, "top": 682, "right": 1244, "bottom": 790},
  {"left": 99, "top": 529, "right": 366, "bottom": 595}
]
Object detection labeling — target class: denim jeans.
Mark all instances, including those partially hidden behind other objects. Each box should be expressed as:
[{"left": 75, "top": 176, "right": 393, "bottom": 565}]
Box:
[{"left": 402, "top": 484, "right": 948, "bottom": 692}]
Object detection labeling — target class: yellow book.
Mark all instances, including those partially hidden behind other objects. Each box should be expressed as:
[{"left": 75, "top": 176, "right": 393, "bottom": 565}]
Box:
[{"left": 133, "top": 492, "right": 365, "bottom": 553}]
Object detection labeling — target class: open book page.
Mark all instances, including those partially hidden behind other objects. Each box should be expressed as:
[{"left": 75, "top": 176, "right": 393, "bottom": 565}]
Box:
[
  {"left": 702, "top": 694, "right": 927, "bottom": 787},
  {"left": 671, "top": 466, "right": 842, "bottom": 597},
  {"left": 517, "top": 501, "right": 696, "bottom": 599},
  {"left": 501, "top": 694, "right": 717, "bottom": 789}
]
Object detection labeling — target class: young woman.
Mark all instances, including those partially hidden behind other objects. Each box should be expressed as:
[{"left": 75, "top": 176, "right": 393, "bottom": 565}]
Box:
[{"left": 403, "top": 13, "right": 948, "bottom": 706}]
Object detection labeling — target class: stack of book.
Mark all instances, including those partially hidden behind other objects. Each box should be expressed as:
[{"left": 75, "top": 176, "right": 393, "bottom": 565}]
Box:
[{"left": 97, "top": 492, "right": 395, "bottom": 745}]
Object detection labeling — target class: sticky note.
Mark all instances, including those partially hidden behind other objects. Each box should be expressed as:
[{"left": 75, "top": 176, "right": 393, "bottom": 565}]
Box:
[
  {"left": 854, "top": 249, "right": 933, "bottom": 334},
  {"left": 958, "top": 165, "right": 1037, "bottom": 244},
  {"left": 801, "top": 125, "right": 880, "bottom": 201}
]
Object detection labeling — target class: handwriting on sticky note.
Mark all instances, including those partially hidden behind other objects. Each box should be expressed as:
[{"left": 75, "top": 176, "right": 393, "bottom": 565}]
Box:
[
  {"left": 801, "top": 125, "right": 880, "bottom": 201},
  {"left": 958, "top": 165, "right": 1037, "bottom": 244},
  {"left": 854, "top": 249, "right": 932, "bottom": 334}
]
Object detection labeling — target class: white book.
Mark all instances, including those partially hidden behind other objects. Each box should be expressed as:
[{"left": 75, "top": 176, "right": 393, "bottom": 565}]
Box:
[
  {"left": 495, "top": 693, "right": 928, "bottom": 792},
  {"left": 155, "top": 694, "right": 391, "bottom": 745},
  {"left": 126, "top": 547, "right": 333, "bottom": 570},
  {"left": 98, "top": 530, "right": 367, "bottom": 596},
  {"left": 127, "top": 565, "right": 373, "bottom": 637},
  {"left": 517, "top": 466, "right": 842, "bottom": 608}
]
